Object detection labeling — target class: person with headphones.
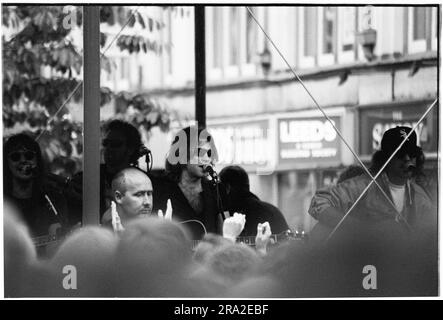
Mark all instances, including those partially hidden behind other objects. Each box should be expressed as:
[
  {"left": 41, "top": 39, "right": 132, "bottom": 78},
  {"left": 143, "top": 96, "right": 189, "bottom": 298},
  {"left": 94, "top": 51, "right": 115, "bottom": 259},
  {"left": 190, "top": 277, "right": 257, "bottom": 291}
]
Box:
[{"left": 65, "top": 119, "right": 152, "bottom": 227}]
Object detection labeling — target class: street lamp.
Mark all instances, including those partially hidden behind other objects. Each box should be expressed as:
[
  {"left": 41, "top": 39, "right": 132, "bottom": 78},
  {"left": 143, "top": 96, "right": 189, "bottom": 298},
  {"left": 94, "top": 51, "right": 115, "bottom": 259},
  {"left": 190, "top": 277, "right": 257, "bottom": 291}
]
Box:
[
  {"left": 357, "top": 28, "right": 377, "bottom": 61},
  {"left": 259, "top": 47, "right": 272, "bottom": 76}
]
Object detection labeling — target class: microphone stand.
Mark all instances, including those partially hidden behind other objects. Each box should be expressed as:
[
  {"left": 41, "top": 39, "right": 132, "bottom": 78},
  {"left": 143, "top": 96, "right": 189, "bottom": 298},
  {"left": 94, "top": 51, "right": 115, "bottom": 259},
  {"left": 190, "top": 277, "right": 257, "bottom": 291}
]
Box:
[{"left": 206, "top": 167, "right": 228, "bottom": 235}]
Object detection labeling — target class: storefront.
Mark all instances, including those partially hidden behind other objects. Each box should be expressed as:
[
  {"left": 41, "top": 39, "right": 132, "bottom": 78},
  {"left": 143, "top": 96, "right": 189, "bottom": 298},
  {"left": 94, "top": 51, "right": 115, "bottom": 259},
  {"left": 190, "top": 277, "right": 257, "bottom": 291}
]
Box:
[
  {"left": 357, "top": 100, "right": 438, "bottom": 160},
  {"left": 275, "top": 111, "right": 350, "bottom": 232},
  {"left": 207, "top": 108, "right": 354, "bottom": 233},
  {"left": 357, "top": 99, "right": 439, "bottom": 200}
]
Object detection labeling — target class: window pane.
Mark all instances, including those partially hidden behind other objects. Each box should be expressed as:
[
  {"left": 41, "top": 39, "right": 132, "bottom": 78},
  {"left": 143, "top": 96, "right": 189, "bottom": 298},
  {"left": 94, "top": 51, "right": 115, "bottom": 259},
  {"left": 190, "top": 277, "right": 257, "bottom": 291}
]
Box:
[
  {"left": 323, "top": 7, "right": 336, "bottom": 54},
  {"left": 229, "top": 7, "right": 240, "bottom": 65},
  {"left": 304, "top": 7, "right": 317, "bottom": 57},
  {"left": 246, "top": 7, "right": 258, "bottom": 63},
  {"left": 342, "top": 7, "right": 355, "bottom": 51},
  {"left": 413, "top": 7, "right": 426, "bottom": 40}
]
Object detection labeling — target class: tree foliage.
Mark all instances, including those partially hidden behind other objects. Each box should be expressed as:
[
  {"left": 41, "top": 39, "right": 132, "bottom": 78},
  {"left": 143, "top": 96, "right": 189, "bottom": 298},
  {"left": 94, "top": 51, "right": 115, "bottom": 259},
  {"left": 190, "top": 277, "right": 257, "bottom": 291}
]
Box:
[{"left": 2, "top": 5, "right": 178, "bottom": 175}]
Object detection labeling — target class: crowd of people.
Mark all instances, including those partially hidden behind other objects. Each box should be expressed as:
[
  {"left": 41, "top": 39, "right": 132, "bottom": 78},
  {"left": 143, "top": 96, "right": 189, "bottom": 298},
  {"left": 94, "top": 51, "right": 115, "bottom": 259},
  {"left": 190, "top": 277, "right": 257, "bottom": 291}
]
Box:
[{"left": 3, "top": 121, "right": 438, "bottom": 297}]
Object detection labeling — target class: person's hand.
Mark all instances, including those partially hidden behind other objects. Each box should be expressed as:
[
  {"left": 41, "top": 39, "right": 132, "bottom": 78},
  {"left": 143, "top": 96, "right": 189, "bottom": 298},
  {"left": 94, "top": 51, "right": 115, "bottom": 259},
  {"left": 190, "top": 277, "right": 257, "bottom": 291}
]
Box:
[
  {"left": 255, "top": 222, "right": 272, "bottom": 256},
  {"left": 223, "top": 212, "right": 246, "bottom": 242},
  {"left": 158, "top": 199, "right": 173, "bottom": 220},
  {"left": 111, "top": 201, "right": 125, "bottom": 233}
]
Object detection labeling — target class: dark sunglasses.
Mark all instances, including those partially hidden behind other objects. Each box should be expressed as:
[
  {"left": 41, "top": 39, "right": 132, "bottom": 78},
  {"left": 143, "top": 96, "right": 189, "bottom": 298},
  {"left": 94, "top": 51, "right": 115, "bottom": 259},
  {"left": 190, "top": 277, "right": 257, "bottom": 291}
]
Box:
[
  {"left": 102, "top": 139, "right": 125, "bottom": 148},
  {"left": 195, "top": 147, "right": 212, "bottom": 158},
  {"left": 8, "top": 150, "right": 36, "bottom": 162}
]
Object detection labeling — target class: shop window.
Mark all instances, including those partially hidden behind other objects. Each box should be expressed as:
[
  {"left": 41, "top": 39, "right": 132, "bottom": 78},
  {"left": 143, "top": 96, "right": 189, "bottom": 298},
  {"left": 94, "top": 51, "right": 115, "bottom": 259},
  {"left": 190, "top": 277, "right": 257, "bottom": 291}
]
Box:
[{"left": 277, "top": 170, "right": 318, "bottom": 233}]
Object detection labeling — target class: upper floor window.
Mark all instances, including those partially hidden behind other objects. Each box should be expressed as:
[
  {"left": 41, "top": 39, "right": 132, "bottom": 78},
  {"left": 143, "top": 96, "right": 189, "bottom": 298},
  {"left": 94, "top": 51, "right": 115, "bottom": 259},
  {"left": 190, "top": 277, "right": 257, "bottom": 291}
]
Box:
[
  {"left": 246, "top": 7, "right": 258, "bottom": 64},
  {"left": 337, "top": 7, "right": 356, "bottom": 63},
  {"left": 412, "top": 7, "right": 426, "bottom": 41},
  {"left": 229, "top": 7, "right": 240, "bottom": 66},
  {"left": 318, "top": 6, "right": 337, "bottom": 66},
  {"left": 322, "top": 7, "right": 336, "bottom": 54},
  {"left": 408, "top": 6, "right": 436, "bottom": 54},
  {"left": 212, "top": 7, "right": 223, "bottom": 69},
  {"left": 298, "top": 7, "right": 317, "bottom": 68},
  {"left": 304, "top": 7, "right": 317, "bottom": 58}
]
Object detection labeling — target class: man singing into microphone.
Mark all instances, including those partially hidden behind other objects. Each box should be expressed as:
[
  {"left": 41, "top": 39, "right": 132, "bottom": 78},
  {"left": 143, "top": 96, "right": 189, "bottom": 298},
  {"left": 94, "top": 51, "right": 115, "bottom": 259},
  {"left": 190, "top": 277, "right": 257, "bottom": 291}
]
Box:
[{"left": 153, "top": 126, "right": 228, "bottom": 239}]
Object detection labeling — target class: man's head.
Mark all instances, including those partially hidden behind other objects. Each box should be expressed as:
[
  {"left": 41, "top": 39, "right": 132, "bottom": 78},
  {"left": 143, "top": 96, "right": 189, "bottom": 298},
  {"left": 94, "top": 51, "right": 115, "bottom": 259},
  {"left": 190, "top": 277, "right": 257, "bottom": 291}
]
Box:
[
  {"left": 371, "top": 126, "right": 424, "bottom": 185},
  {"left": 219, "top": 165, "right": 250, "bottom": 194},
  {"left": 4, "top": 133, "right": 44, "bottom": 185},
  {"left": 112, "top": 167, "right": 153, "bottom": 219},
  {"left": 102, "top": 120, "right": 142, "bottom": 173}
]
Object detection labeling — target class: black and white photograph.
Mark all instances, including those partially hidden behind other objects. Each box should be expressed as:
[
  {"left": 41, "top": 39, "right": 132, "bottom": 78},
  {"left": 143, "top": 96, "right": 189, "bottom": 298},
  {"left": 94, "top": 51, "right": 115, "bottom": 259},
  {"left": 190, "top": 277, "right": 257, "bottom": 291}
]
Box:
[{"left": 1, "top": 1, "right": 440, "bottom": 303}]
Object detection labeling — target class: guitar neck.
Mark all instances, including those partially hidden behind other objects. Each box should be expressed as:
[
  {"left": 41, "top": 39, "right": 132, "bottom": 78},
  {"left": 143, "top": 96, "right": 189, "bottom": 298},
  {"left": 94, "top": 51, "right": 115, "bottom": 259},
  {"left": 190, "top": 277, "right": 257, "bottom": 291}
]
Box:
[
  {"left": 191, "top": 233, "right": 298, "bottom": 249},
  {"left": 32, "top": 234, "right": 63, "bottom": 247}
]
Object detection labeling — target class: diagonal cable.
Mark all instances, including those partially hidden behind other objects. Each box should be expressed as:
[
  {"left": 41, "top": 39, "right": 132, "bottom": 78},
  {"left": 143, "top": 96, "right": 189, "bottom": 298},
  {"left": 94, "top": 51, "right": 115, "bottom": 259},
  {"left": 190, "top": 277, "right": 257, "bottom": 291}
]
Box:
[
  {"left": 326, "top": 99, "right": 437, "bottom": 242},
  {"left": 36, "top": 6, "right": 140, "bottom": 141},
  {"left": 246, "top": 6, "right": 411, "bottom": 228}
]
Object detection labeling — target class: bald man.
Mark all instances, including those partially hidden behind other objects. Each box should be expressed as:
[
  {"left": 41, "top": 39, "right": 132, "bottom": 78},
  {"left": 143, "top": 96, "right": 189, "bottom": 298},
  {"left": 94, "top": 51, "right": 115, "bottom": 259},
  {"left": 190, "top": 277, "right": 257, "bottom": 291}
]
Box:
[{"left": 101, "top": 167, "right": 153, "bottom": 229}]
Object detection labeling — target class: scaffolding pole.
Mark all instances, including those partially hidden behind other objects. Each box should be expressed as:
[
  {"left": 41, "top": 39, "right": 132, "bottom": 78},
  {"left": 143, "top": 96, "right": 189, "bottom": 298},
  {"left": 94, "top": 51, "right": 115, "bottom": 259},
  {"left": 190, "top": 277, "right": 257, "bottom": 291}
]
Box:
[
  {"left": 194, "top": 6, "right": 206, "bottom": 128},
  {"left": 82, "top": 6, "right": 101, "bottom": 225}
]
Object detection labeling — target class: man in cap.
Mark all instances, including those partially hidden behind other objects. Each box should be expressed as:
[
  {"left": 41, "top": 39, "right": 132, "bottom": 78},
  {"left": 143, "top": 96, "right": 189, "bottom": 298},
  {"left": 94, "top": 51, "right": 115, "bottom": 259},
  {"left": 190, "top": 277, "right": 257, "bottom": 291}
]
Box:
[{"left": 308, "top": 126, "right": 436, "bottom": 240}]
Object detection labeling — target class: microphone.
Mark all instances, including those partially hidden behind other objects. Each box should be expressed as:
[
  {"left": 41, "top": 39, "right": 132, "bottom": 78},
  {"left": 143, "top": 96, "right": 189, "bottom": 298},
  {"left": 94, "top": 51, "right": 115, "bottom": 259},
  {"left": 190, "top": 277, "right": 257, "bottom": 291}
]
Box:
[
  {"left": 138, "top": 145, "right": 150, "bottom": 157},
  {"left": 204, "top": 165, "right": 219, "bottom": 182},
  {"left": 22, "top": 164, "right": 37, "bottom": 176},
  {"left": 138, "top": 145, "right": 153, "bottom": 172}
]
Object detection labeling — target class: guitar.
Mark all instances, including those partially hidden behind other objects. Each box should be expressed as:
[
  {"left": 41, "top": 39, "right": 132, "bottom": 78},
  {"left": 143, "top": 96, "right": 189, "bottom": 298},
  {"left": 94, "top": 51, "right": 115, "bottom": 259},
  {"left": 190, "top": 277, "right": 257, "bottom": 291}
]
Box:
[
  {"left": 190, "top": 229, "right": 306, "bottom": 250},
  {"left": 32, "top": 233, "right": 66, "bottom": 247}
]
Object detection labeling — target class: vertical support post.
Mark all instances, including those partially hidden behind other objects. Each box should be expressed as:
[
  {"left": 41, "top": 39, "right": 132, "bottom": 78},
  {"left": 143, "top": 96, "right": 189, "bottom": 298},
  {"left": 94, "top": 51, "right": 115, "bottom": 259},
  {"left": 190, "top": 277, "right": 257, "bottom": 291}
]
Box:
[
  {"left": 83, "top": 6, "right": 101, "bottom": 225},
  {"left": 194, "top": 6, "right": 206, "bottom": 128}
]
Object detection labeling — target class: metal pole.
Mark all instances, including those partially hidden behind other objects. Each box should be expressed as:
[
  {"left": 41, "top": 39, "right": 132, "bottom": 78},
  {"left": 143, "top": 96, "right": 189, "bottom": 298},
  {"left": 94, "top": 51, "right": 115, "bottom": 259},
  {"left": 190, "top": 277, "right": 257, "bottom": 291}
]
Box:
[
  {"left": 194, "top": 6, "right": 206, "bottom": 128},
  {"left": 82, "top": 6, "right": 101, "bottom": 225}
]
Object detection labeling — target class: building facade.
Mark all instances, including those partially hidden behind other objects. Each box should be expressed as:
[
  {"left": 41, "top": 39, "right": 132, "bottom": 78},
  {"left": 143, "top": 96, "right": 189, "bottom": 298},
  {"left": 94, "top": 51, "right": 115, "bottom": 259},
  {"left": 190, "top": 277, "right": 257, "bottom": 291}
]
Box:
[
  {"left": 136, "top": 6, "right": 438, "bottom": 232},
  {"left": 7, "top": 6, "right": 435, "bottom": 232}
]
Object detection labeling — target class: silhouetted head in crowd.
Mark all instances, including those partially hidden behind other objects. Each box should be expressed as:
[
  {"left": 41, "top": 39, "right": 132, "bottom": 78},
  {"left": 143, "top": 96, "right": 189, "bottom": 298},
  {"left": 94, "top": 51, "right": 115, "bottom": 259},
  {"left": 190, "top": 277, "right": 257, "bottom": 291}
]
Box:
[
  {"left": 219, "top": 165, "right": 250, "bottom": 195},
  {"left": 193, "top": 233, "right": 232, "bottom": 264},
  {"left": 4, "top": 204, "right": 37, "bottom": 297},
  {"left": 114, "top": 217, "right": 193, "bottom": 297},
  {"left": 3, "top": 133, "right": 45, "bottom": 198},
  {"left": 205, "top": 243, "right": 260, "bottom": 286},
  {"left": 165, "top": 126, "right": 218, "bottom": 182},
  {"left": 111, "top": 167, "right": 153, "bottom": 222},
  {"left": 337, "top": 165, "right": 366, "bottom": 184},
  {"left": 48, "top": 226, "right": 118, "bottom": 297},
  {"left": 370, "top": 126, "right": 425, "bottom": 185},
  {"left": 102, "top": 119, "right": 143, "bottom": 175}
]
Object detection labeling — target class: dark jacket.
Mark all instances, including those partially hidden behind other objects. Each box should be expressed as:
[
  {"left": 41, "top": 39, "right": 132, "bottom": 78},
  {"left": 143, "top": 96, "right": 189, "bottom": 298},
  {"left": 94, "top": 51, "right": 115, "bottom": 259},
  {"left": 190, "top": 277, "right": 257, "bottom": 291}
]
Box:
[
  {"left": 5, "top": 184, "right": 68, "bottom": 238},
  {"left": 227, "top": 189, "right": 289, "bottom": 237},
  {"left": 64, "top": 164, "right": 111, "bottom": 227},
  {"left": 153, "top": 174, "right": 228, "bottom": 239}
]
